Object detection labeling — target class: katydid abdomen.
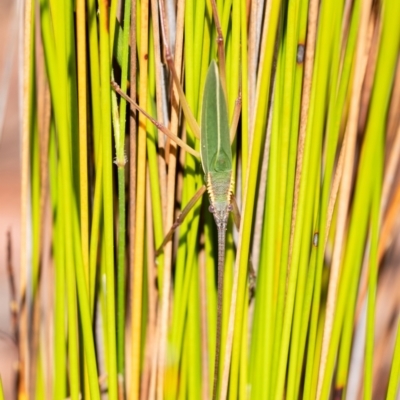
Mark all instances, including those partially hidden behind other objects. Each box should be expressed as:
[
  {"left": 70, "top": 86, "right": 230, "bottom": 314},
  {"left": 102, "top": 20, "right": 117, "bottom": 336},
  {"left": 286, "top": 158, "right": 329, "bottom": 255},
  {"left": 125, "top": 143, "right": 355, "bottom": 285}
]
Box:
[{"left": 201, "top": 61, "right": 234, "bottom": 400}]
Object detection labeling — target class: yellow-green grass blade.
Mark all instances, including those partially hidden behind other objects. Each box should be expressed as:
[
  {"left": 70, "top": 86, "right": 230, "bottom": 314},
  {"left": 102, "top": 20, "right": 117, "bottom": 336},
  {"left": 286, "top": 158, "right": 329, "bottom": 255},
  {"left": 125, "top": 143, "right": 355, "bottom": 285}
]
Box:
[{"left": 386, "top": 322, "right": 400, "bottom": 400}]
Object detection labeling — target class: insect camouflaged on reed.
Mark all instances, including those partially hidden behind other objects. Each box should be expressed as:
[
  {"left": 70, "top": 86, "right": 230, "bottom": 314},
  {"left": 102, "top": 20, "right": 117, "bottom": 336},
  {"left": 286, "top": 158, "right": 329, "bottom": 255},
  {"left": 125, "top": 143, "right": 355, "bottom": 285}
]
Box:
[{"left": 111, "top": 3, "right": 243, "bottom": 398}]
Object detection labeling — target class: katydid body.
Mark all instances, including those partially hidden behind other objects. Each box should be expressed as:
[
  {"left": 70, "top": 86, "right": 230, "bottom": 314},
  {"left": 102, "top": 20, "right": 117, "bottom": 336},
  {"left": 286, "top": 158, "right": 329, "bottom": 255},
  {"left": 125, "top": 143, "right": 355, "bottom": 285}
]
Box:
[
  {"left": 201, "top": 61, "right": 234, "bottom": 400},
  {"left": 112, "top": 19, "right": 238, "bottom": 400},
  {"left": 112, "top": 61, "right": 236, "bottom": 400}
]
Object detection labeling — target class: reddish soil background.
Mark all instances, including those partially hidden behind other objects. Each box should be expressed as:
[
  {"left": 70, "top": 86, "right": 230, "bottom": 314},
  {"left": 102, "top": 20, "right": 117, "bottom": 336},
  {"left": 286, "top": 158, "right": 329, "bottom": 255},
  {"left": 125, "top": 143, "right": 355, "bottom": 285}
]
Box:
[{"left": 0, "top": 0, "right": 21, "bottom": 397}]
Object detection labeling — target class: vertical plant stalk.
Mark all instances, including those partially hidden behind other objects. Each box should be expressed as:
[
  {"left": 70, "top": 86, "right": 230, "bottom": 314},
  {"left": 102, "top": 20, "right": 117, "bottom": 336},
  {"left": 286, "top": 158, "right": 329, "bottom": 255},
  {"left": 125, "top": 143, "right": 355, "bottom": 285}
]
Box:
[
  {"left": 199, "top": 247, "right": 209, "bottom": 400},
  {"left": 315, "top": 0, "right": 372, "bottom": 395},
  {"left": 302, "top": 0, "right": 360, "bottom": 392},
  {"left": 43, "top": 0, "right": 81, "bottom": 396},
  {"left": 364, "top": 152, "right": 382, "bottom": 400},
  {"left": 50, "top": 149, "right": 67, "bottom": 400},
  {"left": 378, "top": 182, "right": 400, "bottom": 263},
  {"left": 149, "top": 0, "right": 167, "bottom": 223},
  {"left": 98, "top": 0, "right": 118, "bottom": 397},
  {"left": 20, "top": 0, "right": 34, "bottom": 396},
  {"left": 356, "top": 112, "right": 400, "bottom": 319},
  {"left": 36, "top": 9, "right": 52, "bottom": 369},
  {"left": 287, "top": 0, "right": 318, "bottom": 278},
  {"left": 143, "top": 22, "right": 166, "bottom": 393},
  {"left": 113, "top": 0, "right": 132, "bottom": 393},
  {"left": 116, "top": 163, "right": 127, "bottom": 395},
  {"left": 76, "top": 0, "right": 89, "bottom": 289},
  {"left": 128, "top": 0, "right": 137, "bottom": 391},
  {"left": 131, "top": 0, "right": 149, "bottom": 398},
  {"left": 36, "top": 28, "right": 53, "bottom": 396},
  {"left": 387, "top": 321, "right": 400, "bottom": 399},
  {"left": 364, "top": 0, "right": 400, "bottom": 394},
  {"left": 140, "top": 170, "right": 159, "bottom": 400},
  {"left": 40, "top": 4, "right": 81, "bottom": 397},
  {"left": 240, "top": 0, "right": 249, "bottom": 191},
  {"left": 7, "top": 232, "right": 19, "bottom": 342},
  {"left": 86, "top": 0, "right": 103, "bottom": 318},
  {"left": 29, "top": 113, "right": 41, "bottom": 399},
  {"left": 0, "top": 378, "right": 4, "bottom": 400},
  {"left": 221, "top": 0, "right": 282, "bottom": 397},
  {"left": 75, "top": 1, "right": 92, "bottom": 395},
  {"left": 157, "top": 1, "right": 186, "bottom": 398},
  {"left": 63, "top": 196, "right": 80, "bottom": 400},
  {"left": 247, "top": 0, "right": 260, "bottom": 135},
  {"left": 250, "top": 81, "right": 274, "bottom": 270}
]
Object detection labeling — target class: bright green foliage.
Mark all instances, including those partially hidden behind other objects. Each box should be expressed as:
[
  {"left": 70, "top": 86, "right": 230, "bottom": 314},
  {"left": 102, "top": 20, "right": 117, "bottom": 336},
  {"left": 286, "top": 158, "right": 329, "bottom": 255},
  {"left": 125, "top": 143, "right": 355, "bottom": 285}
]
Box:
[{"left": 18, "top": 0, "right": 400, "bottom": 398}]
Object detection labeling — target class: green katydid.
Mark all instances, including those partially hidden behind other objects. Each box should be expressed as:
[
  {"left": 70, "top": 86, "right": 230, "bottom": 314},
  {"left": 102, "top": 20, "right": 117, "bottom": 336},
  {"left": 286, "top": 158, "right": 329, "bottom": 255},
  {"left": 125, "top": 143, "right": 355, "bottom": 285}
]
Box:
[
  {"left": 111, "top": 4, "right": 247, "bottom": 398},
  {"left": 112, "top": 60, "right": 241, "bottom": 398}
]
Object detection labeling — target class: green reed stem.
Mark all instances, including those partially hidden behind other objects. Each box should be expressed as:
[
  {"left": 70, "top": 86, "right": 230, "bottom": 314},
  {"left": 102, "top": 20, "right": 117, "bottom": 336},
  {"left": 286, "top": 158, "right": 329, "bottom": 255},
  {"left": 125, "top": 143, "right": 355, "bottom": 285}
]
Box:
[
  {"left": 386, "top": 322, "right": 400, "bottom": 400},
  {"left": 98, "top": 0, "right": 118, "bottom": 397},
  {"left": 112, "top": 0, "right": 132, "bottom": 383}
]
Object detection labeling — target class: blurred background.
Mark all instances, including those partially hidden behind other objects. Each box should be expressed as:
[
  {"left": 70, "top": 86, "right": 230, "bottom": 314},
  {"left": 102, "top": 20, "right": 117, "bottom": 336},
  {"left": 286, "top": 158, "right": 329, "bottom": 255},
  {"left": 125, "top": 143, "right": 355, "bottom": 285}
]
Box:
[{"left": 0, "top": 0, "right": 21, "bottom": 397}]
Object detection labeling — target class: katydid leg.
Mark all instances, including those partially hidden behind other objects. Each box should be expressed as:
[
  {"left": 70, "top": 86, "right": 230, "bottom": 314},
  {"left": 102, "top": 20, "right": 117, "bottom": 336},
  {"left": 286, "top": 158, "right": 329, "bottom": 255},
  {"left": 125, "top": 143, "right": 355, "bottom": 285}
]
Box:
[
  {"left": 111, "top": 82, "right": 200, "bottom": 159},
  {"left": 230, "top": 195, "right": 241, "bottom": 231},
  {"left": 231, "top": 195, "right": 257, "bottom": 296},
  {"left": 155, "top": 185, "right": 207, "bottom": 256}
]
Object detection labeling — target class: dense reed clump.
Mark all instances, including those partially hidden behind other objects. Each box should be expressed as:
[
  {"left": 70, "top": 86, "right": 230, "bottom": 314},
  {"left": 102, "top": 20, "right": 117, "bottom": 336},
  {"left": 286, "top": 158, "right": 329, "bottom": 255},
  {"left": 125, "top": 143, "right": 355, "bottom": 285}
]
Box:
[{"left": 6, "top": 0, "right": 400, "bottom": 398}]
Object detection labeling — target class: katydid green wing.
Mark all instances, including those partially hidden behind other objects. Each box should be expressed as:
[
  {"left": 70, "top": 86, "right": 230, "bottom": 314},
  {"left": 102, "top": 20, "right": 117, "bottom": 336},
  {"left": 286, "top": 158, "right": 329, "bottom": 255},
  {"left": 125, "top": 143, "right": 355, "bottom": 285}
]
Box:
[{"left": 200, "top": 61, "right": 232, "bottom": 176}]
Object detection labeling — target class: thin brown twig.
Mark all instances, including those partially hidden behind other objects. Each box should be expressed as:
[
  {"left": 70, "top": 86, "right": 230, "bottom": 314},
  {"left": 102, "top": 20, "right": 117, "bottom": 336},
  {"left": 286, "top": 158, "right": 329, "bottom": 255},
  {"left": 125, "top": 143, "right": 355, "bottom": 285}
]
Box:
[
  {"left": 7, "top": 231, "right": 18, "bottom": 343},
  {"left": 381, "top": 78, "right": 400, "bottom": 214},
  {"left": 150, "top": 0, "right": 168, "bottom": 226},
  {"left": 140, "top": 170, "right": 159, "bottom": 400},
  {"left": 287, "top": 0, "right": 319, "bottom": 280},
  {"left": 149, "top": 313, "right": 160, "bottom": 400},
  {"left": 339, "top": 0, "right": 354, "bottom": 62},
  {"left": 386, "top": 60, "right": 400, "bottom": 144},
  {"left": 378, "top": 136, "right": 400, "bottom": 259},
  {"left": 29, "top": 279, "right": 41, "bottom": 399},
  {"left": 358, "top": 9, "right": 380, "bottom": 135},
  {"left": 323, "top": 125, "right": 348, "bottom": 254}
]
